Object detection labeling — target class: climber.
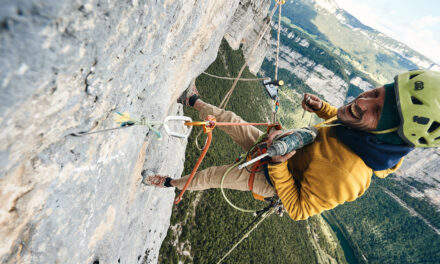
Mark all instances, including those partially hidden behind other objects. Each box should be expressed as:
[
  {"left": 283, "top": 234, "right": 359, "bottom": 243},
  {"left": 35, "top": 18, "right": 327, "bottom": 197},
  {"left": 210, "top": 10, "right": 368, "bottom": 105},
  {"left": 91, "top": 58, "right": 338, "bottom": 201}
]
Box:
[{"left": 144, "top": 70, "right": 440, "bottom": 221}]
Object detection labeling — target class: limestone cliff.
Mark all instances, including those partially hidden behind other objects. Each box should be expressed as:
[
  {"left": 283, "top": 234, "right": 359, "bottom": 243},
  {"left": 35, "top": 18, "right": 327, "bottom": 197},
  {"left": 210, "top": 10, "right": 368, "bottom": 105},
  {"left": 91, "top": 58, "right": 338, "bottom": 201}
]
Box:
[
  {"left": 263, "top": 22, "right": 353, "bottom": 107},
  {"left": 224, "top": 0, "right": 271, "bottom": 74},
  {"left": 394, "top": 148, "right": 440, "bottom": 209},
  {"left": 0, "top": 0, "right": 270, "bottom": 263}
]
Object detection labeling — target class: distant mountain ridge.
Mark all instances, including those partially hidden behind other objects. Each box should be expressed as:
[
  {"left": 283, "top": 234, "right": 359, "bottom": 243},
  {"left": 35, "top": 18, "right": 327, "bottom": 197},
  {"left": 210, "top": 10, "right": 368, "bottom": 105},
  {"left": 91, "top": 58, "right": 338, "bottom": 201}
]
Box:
[
  {"left": 283, "top": 0, "right": 440, "bottom": 83},
  {"left": 260, "top": 2, "right": 440, "bottom": 262},
  {"left": 330, "top": 3, "right": 439, "bottom": 69}
]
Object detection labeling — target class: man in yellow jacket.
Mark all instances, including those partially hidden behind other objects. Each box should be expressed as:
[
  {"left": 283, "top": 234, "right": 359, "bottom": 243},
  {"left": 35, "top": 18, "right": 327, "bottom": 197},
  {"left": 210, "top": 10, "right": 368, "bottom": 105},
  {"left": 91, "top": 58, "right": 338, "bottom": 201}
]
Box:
[{"left": 144, "top": 70, "right": 440, "bottom": 221}]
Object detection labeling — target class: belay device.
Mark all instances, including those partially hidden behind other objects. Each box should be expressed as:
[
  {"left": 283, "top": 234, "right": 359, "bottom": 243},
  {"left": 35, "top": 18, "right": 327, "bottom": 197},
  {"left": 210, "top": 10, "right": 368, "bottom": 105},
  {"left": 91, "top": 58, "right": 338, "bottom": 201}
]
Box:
[
  {"left": 263, "top": 79, "right": 284, "bottom": 100},
  {"left": 238, "top": 127, "right": 318, "bottom": 169}
]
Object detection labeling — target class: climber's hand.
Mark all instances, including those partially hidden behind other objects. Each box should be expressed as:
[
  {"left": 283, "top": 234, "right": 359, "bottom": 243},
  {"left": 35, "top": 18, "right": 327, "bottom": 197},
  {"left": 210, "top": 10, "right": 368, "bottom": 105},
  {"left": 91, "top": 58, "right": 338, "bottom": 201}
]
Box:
[
  {"left": 302, "top": 93, "right": 322, "bottom": 112},
  {"left": 270, "top": 150, "right": 296, "bottom": 163},
  {"left": 266, "top": 130, "right": 296, "bottom": 163},
  {"left": 266, "top": 130, "right": 283, "bottom": 147}
]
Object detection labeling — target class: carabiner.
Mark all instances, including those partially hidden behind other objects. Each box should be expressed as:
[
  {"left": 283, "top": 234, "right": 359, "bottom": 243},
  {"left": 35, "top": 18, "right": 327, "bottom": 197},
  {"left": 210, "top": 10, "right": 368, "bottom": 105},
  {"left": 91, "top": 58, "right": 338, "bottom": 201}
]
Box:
[{"left": 163, "top": 116, "right": 193, "bottom": 139}]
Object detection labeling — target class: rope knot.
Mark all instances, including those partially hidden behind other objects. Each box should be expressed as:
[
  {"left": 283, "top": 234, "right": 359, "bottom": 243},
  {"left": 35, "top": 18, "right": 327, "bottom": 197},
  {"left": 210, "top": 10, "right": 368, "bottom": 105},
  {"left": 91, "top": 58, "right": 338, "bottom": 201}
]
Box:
[{"left": 203, "top": 115, "right": 217, "bottom": 133}]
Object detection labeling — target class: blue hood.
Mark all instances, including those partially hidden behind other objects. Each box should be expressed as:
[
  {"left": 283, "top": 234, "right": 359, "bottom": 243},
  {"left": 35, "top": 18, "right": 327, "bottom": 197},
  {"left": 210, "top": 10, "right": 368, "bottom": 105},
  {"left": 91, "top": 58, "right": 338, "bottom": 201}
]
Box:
[{"left": 333, "top": 125, "right": 413, "bottom": 171}]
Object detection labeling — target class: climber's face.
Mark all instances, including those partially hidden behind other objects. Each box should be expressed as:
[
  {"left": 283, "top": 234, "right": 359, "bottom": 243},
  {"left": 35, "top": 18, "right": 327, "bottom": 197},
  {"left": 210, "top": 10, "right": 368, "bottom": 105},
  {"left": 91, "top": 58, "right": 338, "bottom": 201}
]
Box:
[{"left": 337, "top": 87, "right": 385, "bottom": 131}]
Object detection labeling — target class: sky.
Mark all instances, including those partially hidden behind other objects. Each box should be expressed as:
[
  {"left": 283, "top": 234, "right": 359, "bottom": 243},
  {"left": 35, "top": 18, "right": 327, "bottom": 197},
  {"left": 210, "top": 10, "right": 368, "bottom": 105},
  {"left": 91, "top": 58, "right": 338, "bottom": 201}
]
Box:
[{"left": 334, "top": 0, "right": 440, "bottom": 65}]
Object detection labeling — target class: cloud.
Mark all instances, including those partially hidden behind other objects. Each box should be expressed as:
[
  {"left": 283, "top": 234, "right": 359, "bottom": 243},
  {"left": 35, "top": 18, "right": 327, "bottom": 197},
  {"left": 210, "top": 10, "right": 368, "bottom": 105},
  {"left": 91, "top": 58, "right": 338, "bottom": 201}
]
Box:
[
  {"left": 402, "top": 29, "right": 440, "bottom": 64},
  {"left": 413, "top": 15, "right": 440, "bottom": 30},
  {"left": 333, "top": 0, "right": 395, "bottom": 37}
]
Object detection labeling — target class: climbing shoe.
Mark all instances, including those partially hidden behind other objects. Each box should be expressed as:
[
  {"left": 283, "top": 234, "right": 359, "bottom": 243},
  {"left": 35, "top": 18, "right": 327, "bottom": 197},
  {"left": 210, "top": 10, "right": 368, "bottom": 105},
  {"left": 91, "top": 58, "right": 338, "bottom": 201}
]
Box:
[
  {"left": 142, "top": 175, "right": 173, "bottom": 188},
  {"left": 177, "top": 79, "right": 199, "bottom": 107}
]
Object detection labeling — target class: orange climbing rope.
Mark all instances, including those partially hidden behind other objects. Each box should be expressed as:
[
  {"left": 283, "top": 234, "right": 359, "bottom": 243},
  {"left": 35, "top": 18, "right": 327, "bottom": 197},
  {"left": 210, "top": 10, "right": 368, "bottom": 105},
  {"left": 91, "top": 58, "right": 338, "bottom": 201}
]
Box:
[
  {"left": 173, "top": 115, "right": 215, "bottom": 204},
  {"left": 174, "top": 130, "right": 213, "bottom": 204},
  {"left": 185, "top": 121, "right": 272, "bottom": 127},
  {"left": 174, "top": 115, "right": 276, "bottom": 204}
]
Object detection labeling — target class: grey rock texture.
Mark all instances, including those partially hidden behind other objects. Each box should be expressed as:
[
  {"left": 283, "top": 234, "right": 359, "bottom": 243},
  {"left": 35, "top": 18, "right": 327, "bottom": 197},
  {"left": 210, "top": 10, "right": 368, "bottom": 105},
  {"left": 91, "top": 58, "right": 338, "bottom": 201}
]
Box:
[
  {"left": 224, "top": 0, "right": 272, "bottom": 74},
  {"left": 0, "top": 0, "right": 270, "bottom": 263},
  {"left": 394, "top": 148, "right": 440, "bottom": 209}
]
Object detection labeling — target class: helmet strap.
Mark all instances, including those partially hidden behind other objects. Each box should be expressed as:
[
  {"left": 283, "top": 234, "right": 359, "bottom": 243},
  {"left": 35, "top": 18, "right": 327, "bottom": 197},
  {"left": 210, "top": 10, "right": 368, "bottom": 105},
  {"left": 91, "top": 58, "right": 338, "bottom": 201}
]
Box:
[{"left": 368, "top": 126, "right": 399, "bottom": 134}]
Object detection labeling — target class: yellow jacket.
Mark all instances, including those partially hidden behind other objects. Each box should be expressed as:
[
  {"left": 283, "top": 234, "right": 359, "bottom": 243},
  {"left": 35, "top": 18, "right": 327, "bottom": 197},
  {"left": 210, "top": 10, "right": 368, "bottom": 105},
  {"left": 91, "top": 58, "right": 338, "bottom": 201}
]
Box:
[{"left": 268, "top": 102, "right": 402, "bottom": 220}]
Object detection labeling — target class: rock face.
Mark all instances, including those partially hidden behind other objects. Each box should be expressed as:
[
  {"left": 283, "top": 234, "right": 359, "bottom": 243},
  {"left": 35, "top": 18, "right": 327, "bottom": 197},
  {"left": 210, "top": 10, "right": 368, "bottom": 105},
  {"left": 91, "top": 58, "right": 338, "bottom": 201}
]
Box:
[
  {"left": 224, "top": 0, "right": 271, "bottom": 74},
  {"left": 264, "top": 23, "right": 350, "bottom": 106},
  {"left": 0, "top": 0, "right": 270, "bottom": 263},
  {"left": 394, "top": 148, "right": 440, "bottom": 209}
]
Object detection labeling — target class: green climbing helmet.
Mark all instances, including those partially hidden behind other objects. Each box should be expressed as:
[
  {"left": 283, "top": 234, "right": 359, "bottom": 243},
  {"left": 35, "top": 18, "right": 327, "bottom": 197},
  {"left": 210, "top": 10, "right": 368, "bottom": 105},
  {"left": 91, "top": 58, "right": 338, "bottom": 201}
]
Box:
[{"left": 395, "top": 70, "right": 440, "bottom": 147}]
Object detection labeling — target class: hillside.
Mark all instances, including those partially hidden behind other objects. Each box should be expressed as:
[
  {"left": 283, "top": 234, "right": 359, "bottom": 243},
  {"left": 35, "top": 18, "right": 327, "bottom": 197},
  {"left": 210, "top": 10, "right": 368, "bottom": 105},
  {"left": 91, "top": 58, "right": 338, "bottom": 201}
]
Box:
[
  {"left": 279, "top": 0, "right": 440, "bottom": 84},
  {"left": 159, "top": 39, "right": 347, "bottom": 264},
  {"left": 260, "top": 19, "right": 376, "bottom": 108},
  {"left": 259, "top": 0, "right": 440, "bottom": 263}
]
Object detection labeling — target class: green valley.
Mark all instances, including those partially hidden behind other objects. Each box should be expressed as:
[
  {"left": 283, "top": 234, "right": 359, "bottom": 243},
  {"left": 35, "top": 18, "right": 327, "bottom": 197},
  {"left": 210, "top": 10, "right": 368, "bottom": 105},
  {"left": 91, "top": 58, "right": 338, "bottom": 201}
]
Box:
[{"left": 159, "top": 39, "right": 347, "bottom": 264}]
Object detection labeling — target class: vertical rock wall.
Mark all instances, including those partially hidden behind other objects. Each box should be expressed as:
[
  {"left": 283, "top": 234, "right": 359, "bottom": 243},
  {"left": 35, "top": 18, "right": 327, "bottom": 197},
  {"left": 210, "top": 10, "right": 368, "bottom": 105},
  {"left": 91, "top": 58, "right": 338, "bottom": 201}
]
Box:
[
  {"left": 394, "top": 148, "right": 440, "bottom": 209},
  {"left": 0, "top": 0, "right": 270, "bottom": 263},
  {"left": 224, "top": 0, "right": 272, "bottom": 74}
]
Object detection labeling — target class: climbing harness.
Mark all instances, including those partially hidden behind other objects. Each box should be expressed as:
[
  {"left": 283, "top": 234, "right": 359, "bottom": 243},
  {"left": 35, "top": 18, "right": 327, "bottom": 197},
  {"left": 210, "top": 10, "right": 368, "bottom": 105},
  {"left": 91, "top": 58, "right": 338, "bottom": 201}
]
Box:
[
  {"left": 220, "top": 163, "right": 256, "bottom": 213},
  {"left": 220, "top": 132, "right": 272, "bottom": 213},
  {"left": 219, "top": 123, "right": 282, "bottom": 213},
  {"left": 174, "top": 116, "right": 278, "bottom": 204}
]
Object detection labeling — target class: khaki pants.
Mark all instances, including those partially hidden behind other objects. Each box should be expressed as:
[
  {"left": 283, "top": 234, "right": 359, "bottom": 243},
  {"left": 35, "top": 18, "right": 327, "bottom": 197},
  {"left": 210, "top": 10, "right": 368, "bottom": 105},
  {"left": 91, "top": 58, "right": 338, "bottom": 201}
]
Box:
[{"left": 173, "top": 103, "right": 276, "bottom": 198}]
